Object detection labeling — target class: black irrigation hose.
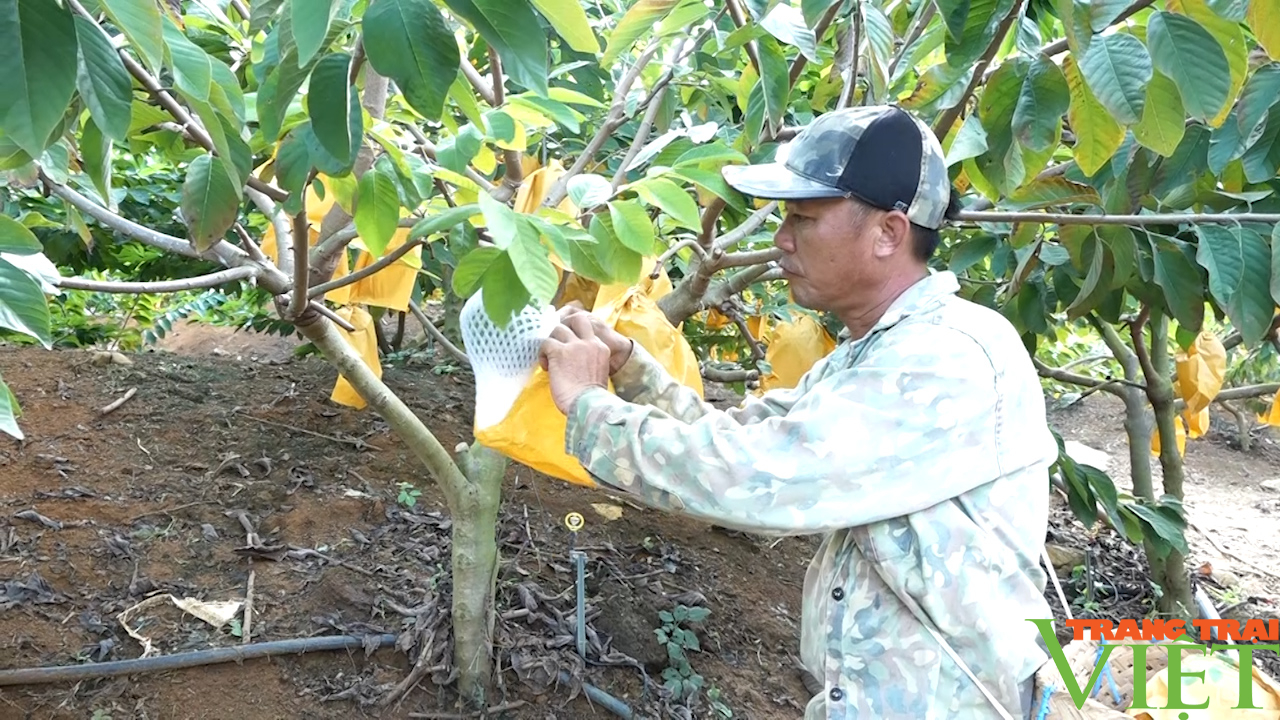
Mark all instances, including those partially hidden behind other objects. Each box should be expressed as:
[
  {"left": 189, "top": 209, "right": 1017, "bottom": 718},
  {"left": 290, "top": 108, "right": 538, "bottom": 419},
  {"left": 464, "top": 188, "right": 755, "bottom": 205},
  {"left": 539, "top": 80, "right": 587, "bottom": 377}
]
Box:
[
  {"left": 0, "top": 633, "right": 399, "bottom": 686},
  {"left": 0, "top": 633, "right": 639, "bottom": 719}
]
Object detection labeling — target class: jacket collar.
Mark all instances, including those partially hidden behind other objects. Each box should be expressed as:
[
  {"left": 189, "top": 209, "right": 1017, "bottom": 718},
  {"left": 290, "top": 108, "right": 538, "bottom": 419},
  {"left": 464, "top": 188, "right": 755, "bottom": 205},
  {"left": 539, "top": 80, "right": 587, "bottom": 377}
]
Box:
[{"left": 836, "top": 270, "right": 961, "bottom": 342}]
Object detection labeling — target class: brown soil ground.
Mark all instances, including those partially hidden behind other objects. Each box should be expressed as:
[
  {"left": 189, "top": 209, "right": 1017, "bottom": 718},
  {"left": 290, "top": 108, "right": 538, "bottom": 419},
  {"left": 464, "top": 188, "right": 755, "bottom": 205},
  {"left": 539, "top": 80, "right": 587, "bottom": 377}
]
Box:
[{"left": 0, "top": 321, "right": 1276, "bottom": 720}]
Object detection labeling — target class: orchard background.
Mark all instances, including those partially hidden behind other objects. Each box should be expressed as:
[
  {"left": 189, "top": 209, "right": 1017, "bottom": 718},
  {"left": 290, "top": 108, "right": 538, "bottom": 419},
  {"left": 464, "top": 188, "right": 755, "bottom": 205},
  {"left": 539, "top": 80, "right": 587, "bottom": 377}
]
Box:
[{"left": 1, "top": 0, "right": 1279, "bottom": 717}]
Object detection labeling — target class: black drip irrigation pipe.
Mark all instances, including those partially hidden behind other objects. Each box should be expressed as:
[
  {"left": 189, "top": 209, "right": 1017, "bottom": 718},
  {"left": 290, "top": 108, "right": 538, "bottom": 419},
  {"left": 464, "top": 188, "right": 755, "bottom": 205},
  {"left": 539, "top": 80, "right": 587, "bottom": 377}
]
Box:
[
  {"left": 0, "top": 633, "right": 639, "bottom": 719},
  {"left": 0, "top": 633, "right": 399, "bottom": 686}
]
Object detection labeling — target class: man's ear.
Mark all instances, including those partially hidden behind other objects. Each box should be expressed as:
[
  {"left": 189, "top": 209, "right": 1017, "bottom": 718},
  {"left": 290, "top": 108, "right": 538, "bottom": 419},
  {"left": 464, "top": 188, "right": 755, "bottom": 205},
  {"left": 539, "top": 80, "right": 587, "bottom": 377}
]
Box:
[{"left": 872, "top": 210, "right": 912, "bottom": 258}]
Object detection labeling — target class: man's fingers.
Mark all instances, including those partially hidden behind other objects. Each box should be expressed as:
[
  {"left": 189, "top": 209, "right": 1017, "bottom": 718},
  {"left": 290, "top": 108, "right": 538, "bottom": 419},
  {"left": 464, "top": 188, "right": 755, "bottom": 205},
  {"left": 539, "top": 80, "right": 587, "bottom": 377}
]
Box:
[{"left": 564, "top": 312, "right": 597, "bottom": 339}]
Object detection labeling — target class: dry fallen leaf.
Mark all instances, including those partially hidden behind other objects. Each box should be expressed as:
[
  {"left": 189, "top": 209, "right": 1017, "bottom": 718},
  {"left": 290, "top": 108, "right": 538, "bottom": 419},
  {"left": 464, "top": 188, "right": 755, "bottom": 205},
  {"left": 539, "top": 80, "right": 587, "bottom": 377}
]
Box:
[{"left": 590, "top": 503, "right": 623, "bottom": 521}]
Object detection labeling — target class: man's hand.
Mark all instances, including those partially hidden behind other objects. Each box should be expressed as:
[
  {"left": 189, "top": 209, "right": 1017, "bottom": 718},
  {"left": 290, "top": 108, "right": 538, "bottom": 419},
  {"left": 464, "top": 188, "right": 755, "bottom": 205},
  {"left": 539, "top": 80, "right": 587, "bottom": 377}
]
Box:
[
  {"left": 540, "top": 312, "right": 615, "bottom": 414},
  {"left": 555, "top": 303, "right": 634, "bottom": 374}
]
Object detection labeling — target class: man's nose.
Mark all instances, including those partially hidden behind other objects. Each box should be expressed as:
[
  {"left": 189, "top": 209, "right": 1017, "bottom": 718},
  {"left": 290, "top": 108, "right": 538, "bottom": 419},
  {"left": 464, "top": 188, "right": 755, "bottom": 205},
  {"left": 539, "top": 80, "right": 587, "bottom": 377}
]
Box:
[{"left": 774, "top": 221, "right": 795, "bottom": 252}]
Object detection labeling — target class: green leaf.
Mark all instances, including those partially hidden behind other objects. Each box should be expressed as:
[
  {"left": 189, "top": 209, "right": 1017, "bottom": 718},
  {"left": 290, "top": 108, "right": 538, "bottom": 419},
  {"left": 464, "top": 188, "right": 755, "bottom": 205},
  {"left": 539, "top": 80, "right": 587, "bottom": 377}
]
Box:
[
  {"left": 760, "top": 4, "right": 817, "bottom": 63},
  {"left": 441, "top": 0, "right": 549, "bottom": 97},
  {"left": 354, "top": 162, "right": 401, "bottom": 257},
  {"left": 74, "top": 17, "right": 132, "bottom": 142},
  {"left": 632, "top": 177, "right": 701, "bottom": 230},
  {"left": 566, "top": 173, "right": 613, "bottom": 209},
  {"left": 0, "top": 375, "right": 22, "bottom": 440},
  {"left": 1063, "top": 56, "right": 1125, "bottom": 176},
  {"left": 292, "top": 0, "right": 341, "bottom": 64},
  {"left": 1065, "top": 234, "right": 1114, "bottom": 319},
  {"left": 1242, "top": 113, "right": 1280, "bottom": 184},
  {"left": 1144, "top": 11, "right": 1230, "bottom": 123},
  {"left": 1149, "top": 234, "right": 1205, "bottom": 331},
  {"left": 364, "top": 0, "right": 460, "bottom": 122},
  {"left": 100, "top": 0, "right": 166, "bottom": 73},
  {"left": 478, "top": 191, "right": 519, "bottom": 249},
  {"left": 308, "top": 52, "right": 358, "bottom": 162},
  {"left": 589, "top": 213, "right": 643, "bottom": 284},
  {"left": 1235, "top": 65, "right": 1280, "bottom": 144},
  {"left": 81, "top": 116, "right": 113, "bottom": 208},
  {"left": 1099, "top": 226, "right": 1136, "bottom": 289},
  {"left": 1167, "top": 0, "right": 1247, "bottom": 127},
  {"left": 452, "top": 246, "right": 503, "bottom": 297},
  {"left": 409, "top": 204, "right": 482, "bottom": 241},
  {"left": 801, "top": 0, "right": 842, "bottom": 27},
  {"left": 665, "top": 168, "right": 748, "bottom": 213},
  {"left": 0, "top": 215, "right": 42, "bottom": 255},
  {"left": 1194, "top": 225, "right": 1274, "bottom": 346},
  {"left": 0, "top": 0, "right": 79, "bottom": 158},
  {"left": 673, "top": 142, "right": 749, "bottom": 168},
  {"left": 602, "top": 0, "right": 678, "bottom": 68},
  {"left": 1004, "top": 177, "right": 1100, "bottom": 210},
  {"left": 1272, "top": 224, "right": 1280, "bottom": 309},
  {"left": 0, "top": 255, "right": 53, "bottom": 349},
  {"left": 945, "top": 112, "right": 988, "bottom": 166},
  {"left": 163, "top": 18, "right": 212, "bottom": 102},
  {"left": 1133, "top": 70, "right": 1185, "bottom": 157},
  {"left": 945, "top": 0, "right": 1016, "bottom": 69},
  {"left": 1128, "top": 502, "right": 1189, "bottom": 556},
  {"left": 1087, "top": 0, "right": 1132, "bottom": 31},
  {"left": 1012, "top": 55, "right": 1069, "bottom": 152},
  {"left": 1152, "top": 124, "right": 1210, "bottom": 199},
  {"left": 480, "top": 251, "right": 532, "bottom": 328},
  {"left": 755, "top": 34, "right": 790, "bottom": 136},
  {"left": 1078, "top": 32, "right": 1151, "bottom": 126},
  {"left": 181, "top": 154, "right": 241, "bottom": 252},
  {"left": 608, "top": 200, "right": 657, "bottom": 254},
  {"left": 509, "top": 218, "right": 559, "bottom": 305},
  {"left": 529, "top": 0, "right": 599, "bottom": 53}
]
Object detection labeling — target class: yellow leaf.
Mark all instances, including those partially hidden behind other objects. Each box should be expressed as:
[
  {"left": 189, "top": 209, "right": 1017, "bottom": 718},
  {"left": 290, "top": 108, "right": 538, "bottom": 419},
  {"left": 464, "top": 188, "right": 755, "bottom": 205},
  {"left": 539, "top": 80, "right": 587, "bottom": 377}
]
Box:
[
  {"left": 1249, "top": 0, "right": 1280, "bottom": 60},
  {"left": 703, "top": 308, "right": 732, "bottom": 330},
  {"left": 1151, "top": 416, "right": 1188, "bottom": 457},
  {"left": 493, "top": 117, "right": 528, "bottom": 152},
  {"left": 330, "top": 306, "right": 381, "bottom": 410},
  {"left": 347, "top": 228, "right": 422, "bottom": 312},
  {"left": 529, "top": 0, "right": 600, "bottom": 53},
  {"left": 473, "top": 148, "right": 497, "bottom": 175},
  {"left": 1175, "top": 330, "right": 1227, "bottom": 415},
  {"left": 590, "top": 503, "right": 623, "bottom": 521},
  {"left": 1063, "top": 55, "right": 1125, "bottom": 176},
  {"left": 1166, "top": 0, "right": 1249, "bottom": 127}
]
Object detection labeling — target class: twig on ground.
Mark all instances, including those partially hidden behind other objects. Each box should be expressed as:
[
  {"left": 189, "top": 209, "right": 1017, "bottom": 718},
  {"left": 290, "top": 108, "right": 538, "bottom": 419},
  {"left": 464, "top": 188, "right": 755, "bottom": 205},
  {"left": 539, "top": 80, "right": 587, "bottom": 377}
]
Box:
[
  {"left": 127, "top": 500, "right": 218, "bottom": 523},
  {"left": 231, "top": 410, "right": 382, "bottom": 451},
  {"left": 407, "top": 701, "right": 528, "bottom": 719},
  {"left": 242, "top": 566, "right": 255, "bottom": 644},
  {"left": 99, "top": 387, "right": 138, "bottom": 416}
]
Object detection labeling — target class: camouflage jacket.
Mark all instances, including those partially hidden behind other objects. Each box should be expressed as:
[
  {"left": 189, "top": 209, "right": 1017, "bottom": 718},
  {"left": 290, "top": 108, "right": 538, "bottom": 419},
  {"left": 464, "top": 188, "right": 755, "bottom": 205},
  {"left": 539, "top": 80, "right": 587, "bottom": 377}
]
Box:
[{"left": 564, "top": 270, "right": 1059, "bottom": 719}]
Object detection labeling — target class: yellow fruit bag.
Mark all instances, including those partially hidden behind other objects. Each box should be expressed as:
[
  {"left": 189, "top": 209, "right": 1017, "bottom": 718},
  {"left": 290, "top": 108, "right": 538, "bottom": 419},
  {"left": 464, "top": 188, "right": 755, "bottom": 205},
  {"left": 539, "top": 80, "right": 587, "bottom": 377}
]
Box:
[
  {"left": 1129, "top": 650, "right": 1280, "bottom": 719},
  {"left": 757, "top": 312, "right": 836, "bottom": 392},
  {"left": 472, "top": 265, "right": 702, "bottom": 487},
  {"left": 329, "top": 306, "right": 381, "bottom": 409}
]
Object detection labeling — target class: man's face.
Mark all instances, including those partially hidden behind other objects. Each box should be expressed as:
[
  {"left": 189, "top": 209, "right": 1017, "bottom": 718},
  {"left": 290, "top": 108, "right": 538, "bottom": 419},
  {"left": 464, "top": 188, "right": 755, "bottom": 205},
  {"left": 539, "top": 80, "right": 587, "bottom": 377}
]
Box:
[{"left": 773, "top": 197, "right": 883, "bottom": 313}]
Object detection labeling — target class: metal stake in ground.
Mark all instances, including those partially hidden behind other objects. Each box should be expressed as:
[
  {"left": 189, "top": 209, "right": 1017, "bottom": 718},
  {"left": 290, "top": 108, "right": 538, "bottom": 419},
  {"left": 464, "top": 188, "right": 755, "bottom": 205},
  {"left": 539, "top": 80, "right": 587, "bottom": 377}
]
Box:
[{"left": 564, "top": 512, "right": 587, "bottom": 659}]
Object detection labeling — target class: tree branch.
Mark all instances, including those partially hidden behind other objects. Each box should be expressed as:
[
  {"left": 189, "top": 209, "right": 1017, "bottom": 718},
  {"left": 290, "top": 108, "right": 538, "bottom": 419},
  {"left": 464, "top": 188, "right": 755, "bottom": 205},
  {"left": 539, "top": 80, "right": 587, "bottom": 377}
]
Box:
[
  {"left": 933, "top": 0, "right": 1024, "bottom": 139},
  {"left": 956, "top": 210, "right": 1280, "bottom": 226},
  {"left": 291, "top": 315, "right": 470, "bottom": 515},
  {"left": 288, "top": 208, "right": 311, "bottom": 319},
  {"left": 408, "top": 300, "right": 470, "bottom": 366},
  {"left": 53, "top": 266, "right": 260, "bottom": 294},
  {"left": 1223, "top": 314, "right": 1280, "bottom": 351},
  {"left": 888, "top": 2, "right": 937, "bottom": 80},
  {"left": 542, "top": 40, "right": 662, "bottom": 209},
  {"left": 309, "top": 236, "right": 426, "bottom": 299},
  {"left": 702, "top": 365, "right": 759, "bottom": 383},
  {"left": 789, "top": 3, "right": 843, "bottom": 87},
  {"left": 460, "top": 59, "right": 497, "bottom": 106},
  {"left": 611, "top": 42, "right": 684, "bottom": 191},
  {"left": 725, "top": 0, "right": 762, "bottom": 76},
  {"left": 718, "top": 247, "right": 782, "bottom": 268},
  {"left": 1032, "top": 357, "right": 1132, "bottom": 398},
  {"left": 1211, "top": 383, "right": 1280, "bottom": 403}
]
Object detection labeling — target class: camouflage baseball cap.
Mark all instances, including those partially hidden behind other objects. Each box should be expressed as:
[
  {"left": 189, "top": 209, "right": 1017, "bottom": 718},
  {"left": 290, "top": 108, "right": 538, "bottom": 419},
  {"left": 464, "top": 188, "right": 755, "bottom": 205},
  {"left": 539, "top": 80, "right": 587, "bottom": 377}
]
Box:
[{"left": 721, "top": 105, "right": 951, "bottom": 230}]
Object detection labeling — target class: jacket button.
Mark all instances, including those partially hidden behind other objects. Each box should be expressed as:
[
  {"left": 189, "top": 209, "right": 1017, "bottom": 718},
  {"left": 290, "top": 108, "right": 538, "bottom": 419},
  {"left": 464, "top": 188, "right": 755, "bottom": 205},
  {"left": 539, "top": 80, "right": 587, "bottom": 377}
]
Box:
[
  {"left": 830, "top": 688, "right": 844, "bottom": 701},
  {"left": 831, "top": 587, "right": 844, "bottom": 601}
]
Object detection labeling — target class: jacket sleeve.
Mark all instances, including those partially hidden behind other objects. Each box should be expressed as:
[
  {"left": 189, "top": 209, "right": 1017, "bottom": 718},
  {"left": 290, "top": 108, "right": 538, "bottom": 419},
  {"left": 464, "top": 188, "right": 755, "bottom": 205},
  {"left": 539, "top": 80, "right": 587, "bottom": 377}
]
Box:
[
  {"left": 565, "top": 327, "right": 1006, "bottom": 535},
  {"left": 609, "top": 341, "right": 832, "bottom": 426}
]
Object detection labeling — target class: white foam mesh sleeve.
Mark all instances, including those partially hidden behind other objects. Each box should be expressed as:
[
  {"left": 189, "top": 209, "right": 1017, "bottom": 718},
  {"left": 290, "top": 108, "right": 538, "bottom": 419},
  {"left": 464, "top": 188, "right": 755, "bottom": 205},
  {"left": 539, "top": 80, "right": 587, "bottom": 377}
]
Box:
[{"left": 459, "top": 289, "right": 559, "bottom": 430}]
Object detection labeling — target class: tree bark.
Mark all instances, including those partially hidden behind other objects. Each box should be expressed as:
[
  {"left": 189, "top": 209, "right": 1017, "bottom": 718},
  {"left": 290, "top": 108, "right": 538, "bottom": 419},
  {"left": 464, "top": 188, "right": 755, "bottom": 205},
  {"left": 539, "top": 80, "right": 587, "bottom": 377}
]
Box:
[
  {"left": 452, "top": 443, "right": 507, "bottom": 707},
  {"left": 1135, "top": 310, "right": 1194, "bottom": 623}
]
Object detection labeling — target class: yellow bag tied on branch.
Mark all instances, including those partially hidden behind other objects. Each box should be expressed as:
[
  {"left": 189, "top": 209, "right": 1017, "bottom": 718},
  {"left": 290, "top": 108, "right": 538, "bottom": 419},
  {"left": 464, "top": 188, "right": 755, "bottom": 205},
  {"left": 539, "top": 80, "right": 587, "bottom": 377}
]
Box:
[
  {"left": 346, "top": 228, "right": 422, "bottom": 312},
  {"left": 329, "top": 306, "right": 381, "bottom": 410},
  {"left": 1184, "top": 406, "right": 1211, "bottom": 439},
  {"left": 472, "top": 269, "right": 702, "bottom": 487},
  {"left": 1151, "top": 415, "right": 1187, "bottom": 457},
  {"left": 757, "top": 313, "right": 836, "bottom": 392},
  {"left": 1176, "top": 331, "right": 1227, "bottom": 415},
  {"left": 1259, "top": 390, "right": 1280, "bottom": 426}
]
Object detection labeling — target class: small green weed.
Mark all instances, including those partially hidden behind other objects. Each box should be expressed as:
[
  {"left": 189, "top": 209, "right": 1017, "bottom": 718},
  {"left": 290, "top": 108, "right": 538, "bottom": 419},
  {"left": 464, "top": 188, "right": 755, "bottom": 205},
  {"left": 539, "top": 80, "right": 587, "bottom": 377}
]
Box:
[
  {"left": 655, "top": 603, "right": 730, "bottom": 713},
  {"left": 397, "top": 482, "right": 422, "bottom": 508}
]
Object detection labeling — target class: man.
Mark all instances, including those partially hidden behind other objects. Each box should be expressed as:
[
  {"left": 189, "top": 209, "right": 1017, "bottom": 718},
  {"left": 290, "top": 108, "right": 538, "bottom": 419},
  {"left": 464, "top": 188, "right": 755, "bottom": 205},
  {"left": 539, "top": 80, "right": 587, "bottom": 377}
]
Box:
[{"left": 538, "top": 105, "right": 1059, "bottom": 719}]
